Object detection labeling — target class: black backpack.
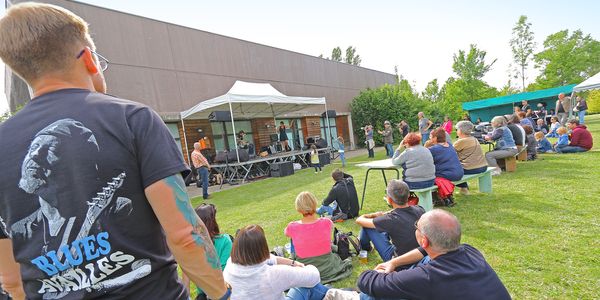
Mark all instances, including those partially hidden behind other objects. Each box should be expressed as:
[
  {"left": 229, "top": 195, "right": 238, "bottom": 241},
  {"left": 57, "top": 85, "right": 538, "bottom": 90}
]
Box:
[{"left": 333, "top": 228, "right": 360, "bottom": 260}]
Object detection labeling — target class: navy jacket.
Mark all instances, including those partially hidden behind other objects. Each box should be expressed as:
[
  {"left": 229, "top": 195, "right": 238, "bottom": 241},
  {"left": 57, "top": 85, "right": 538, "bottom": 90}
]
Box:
[{"left": 358, "top": 244, "right": 511, "bottom": 300}]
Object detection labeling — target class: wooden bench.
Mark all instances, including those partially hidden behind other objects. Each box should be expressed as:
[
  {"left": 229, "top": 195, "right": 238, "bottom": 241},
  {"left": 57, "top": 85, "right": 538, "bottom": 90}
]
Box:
[
  {"left": 411, "top": 167, "right": 495, "bottom": 211},
  {"left": 496, "top": 146, "right": 526, "bottom": 172}
]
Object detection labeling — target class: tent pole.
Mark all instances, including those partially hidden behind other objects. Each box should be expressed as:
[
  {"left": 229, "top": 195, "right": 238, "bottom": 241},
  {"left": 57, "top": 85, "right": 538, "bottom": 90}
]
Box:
[
  {"left": 569, "top": 91, "right": 575, "bottom": 120},
  {"left": 270, "top": 103, "right": 278, "bottom": 150},
  {"left": 228, "top": 100, "right": 240, "bottom": 163},
  {"left": 181, "top": 117, "right": 190, "bottom": 164},
  {"left": 324, "top": 101, "right": 332, "bottom": 149}
]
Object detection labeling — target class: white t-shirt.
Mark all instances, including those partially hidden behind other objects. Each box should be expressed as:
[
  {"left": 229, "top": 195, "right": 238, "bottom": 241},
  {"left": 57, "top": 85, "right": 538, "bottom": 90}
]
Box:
[{"left": 223, "top": 255, "right": 321, "bottom": 300}]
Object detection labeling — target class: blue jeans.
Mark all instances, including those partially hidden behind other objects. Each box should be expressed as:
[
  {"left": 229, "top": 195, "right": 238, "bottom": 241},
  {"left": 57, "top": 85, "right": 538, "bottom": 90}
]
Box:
[
  {"left": 578, "top": 110, "right": 586, "bottom": 124},
  {"left": 421, "top": 133, "right": 430, "bottom": 145},
  {"left": 286, "top": 283, "right": 330, "bottom": 300},
  {"left": 404, "top": 179, "right": 435, "bottom": 190},
  {"left": 359, "top": 228, "right": 396, "bottom": 262},
  {"left": 317, "top": 201, "right": 337, "bottom": 216},
  {"left": 198, "top": 167, "right": 210, "bottom": 199},
  {"left": 313, "top": 163, "right": 322, "bottom": 172},
  {"left": 385, "top": 143, "right": 394, "bottom": 158},
  {"left": 456, "top": 166, "right": 488, "bottom": 188},
  {"left": 339, "top": 152, "right": 346, "bottom": 167},
  {"left": 555, "top": 145, "right": 587, "bottom": 153}
]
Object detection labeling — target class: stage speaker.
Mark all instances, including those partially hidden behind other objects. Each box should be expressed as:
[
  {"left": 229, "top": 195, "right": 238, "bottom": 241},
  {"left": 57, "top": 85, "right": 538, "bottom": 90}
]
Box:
[
  {"left": 315, "top": 138, "right": 328, "bottom": 149},
  {"left": 209, "top": 111, "right": 232, "bottom": 122},
  {"left": 227, "top": 149, "right": 249, "bottom": 162},
  {"left": 321, "top": 110, "right": 337, "bottom": 118},
  {"left": 270, "top": 134, "right": 279, "bottom": 142},
  {"left": 271, "top": 161, "right": 294, "bottom": 177},
  {"left": 318, "top": 153, "right": 331, "bottom": 165},
  {"left": 214, "top": 151, "right": 227, "bottom": 163}
]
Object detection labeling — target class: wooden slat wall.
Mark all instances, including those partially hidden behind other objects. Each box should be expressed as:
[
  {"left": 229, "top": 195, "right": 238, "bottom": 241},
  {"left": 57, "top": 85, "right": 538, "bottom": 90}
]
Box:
[
  {"left": 251, "top": 118, "right": 277, "bottom": 150},
  {"left": 177, "top": 119, "right": 214, "bottom": 164}
]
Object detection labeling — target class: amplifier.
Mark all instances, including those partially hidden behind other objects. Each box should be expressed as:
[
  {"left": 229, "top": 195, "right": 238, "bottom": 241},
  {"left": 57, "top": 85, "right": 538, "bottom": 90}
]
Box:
[
  {"left": 318, "top": 153, "right": 331, "bottom": 165},
  {"left": 271, "top": 161, "right": 294, "bottom": 177},
  {"left": 321, "top": 110, "right": 337, "bottom": 118}
]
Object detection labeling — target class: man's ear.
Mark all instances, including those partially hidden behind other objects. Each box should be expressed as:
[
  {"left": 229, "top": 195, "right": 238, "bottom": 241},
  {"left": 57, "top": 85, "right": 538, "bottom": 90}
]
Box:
[{"left": 81, "top": 48, "right": 98, "bottom": 74}]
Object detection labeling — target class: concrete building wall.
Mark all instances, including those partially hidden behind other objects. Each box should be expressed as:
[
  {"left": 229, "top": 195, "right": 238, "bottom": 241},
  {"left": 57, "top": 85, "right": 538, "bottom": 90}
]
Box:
[{"left": 8, "top": 0, "right": 396, "bottom": 119}]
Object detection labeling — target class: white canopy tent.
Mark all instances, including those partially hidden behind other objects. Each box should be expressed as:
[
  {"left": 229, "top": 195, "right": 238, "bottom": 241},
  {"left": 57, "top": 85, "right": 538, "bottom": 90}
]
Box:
[
  {"left": 573, "top": 71, "right": 600, "bottom": 92},
  {"left": 180, "top": 80, "right": 330, "bottom": 163},
  {"left": 569, "top": 72, "right": 600, "bottom": 119}
]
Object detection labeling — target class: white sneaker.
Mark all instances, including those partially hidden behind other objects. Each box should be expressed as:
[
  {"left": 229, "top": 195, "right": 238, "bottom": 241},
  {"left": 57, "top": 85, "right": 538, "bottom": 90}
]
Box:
[{"left": 491, "top": 168, "right": 502, "bottom": 176}]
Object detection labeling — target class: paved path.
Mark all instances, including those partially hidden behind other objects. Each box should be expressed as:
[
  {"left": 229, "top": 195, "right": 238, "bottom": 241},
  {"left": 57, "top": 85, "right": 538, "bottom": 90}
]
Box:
[{"left": 185, "top": 146, "right": 387, "bottom": 199}]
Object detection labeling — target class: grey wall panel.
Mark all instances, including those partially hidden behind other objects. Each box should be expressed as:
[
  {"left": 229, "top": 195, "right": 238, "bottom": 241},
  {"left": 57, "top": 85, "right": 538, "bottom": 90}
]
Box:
[{"left": 9, "top": 0, "right": 396, "bottom": 116}]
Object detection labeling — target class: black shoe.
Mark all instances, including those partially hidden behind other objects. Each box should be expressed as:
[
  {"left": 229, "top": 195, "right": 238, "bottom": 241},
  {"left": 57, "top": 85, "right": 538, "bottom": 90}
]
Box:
[{"left": 445, "top": 196, "right": 456, "bottom": 207}]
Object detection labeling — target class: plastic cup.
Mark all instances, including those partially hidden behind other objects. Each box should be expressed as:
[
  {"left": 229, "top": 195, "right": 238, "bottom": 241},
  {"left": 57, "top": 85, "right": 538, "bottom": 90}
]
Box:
[{"left": 359, "top": 250, "right": 368, "bottom": 264}]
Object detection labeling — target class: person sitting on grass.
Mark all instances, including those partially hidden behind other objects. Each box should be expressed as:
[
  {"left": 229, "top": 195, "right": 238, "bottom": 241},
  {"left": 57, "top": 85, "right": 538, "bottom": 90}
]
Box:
[
  {"left": 535, "top": 132, "right": 553, "bottom": 153},
  {"left": 553, "top": 127, "right": 569, "bottom": 152},
  {"left": 182, "top": 204, "right": 232, "bottom": 300},
  {"left": 392, "top": 133, "right": 436, "bottom": 189},
  {"left": 356, "top": 180, "right": 425, "bottom": 262},
  {"left": 555, "top": 119, "right": 594, "bottom": 153},
  {"left": 545, "top": 116, "right": 560, "bottom": 138},
  {"left": 316, "top": 169, "right": 359, "bottom": 221},
  {"left": 484, "top": 116, "right": 517, "bottom": 176},
  {"left": 285, "top": 192, "right": 353, "bottom": 284},
  {"left": 357, "top": 209, "right": 511, "bottom": 300},
  {"left": 453, "top": 121, "right": 488, "bottom": 195},
  {"left": 224, "top": 225, "right": 329, "bottom": 300},
  {"left": 310, "top": 144, "right": 322, "bottom": 173},
  {"left": 523, "top": 125, "right": 538, "bottom": 161},
  {"left": 534, "top": 118, "right": 549, "bottom": 134}
]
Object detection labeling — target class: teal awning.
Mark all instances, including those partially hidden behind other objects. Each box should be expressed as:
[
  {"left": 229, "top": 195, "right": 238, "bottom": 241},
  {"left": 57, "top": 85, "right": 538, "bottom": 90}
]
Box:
[{"left": 462, "top": 84, "right": 576, "bottom": 111}]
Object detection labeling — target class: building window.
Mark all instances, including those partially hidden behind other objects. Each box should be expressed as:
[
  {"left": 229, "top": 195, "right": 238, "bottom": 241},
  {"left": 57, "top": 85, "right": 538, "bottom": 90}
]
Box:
[
  {"left": 211, "top": 121, "right": 253, "bottom": 152},
  {"left": 320, "top": 117, "right": 337, "bottom": 147},
  {"left": 165, "top": 123, "right": 183, "bottom": 154}
]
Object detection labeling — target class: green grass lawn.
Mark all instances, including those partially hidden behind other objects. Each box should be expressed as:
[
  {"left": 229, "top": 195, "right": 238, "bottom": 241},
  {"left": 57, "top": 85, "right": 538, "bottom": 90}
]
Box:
[{"left": 192, "top": 114, "right": 600, "bottom": 299}]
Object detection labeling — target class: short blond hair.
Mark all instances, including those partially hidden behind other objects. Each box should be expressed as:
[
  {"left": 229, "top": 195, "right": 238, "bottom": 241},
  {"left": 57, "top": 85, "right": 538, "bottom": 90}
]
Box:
[
  {"left": 556, "top": 127, "right": 568, "bottom": 135},
  {"left": 534, "top": 132, "right": 544, "bottom": 140},
  {"left": 0, "top": 2, "right": 95, "bottom": 82},
  {"left": 295, "top": 191, "right": 318, "bottom": 215}
]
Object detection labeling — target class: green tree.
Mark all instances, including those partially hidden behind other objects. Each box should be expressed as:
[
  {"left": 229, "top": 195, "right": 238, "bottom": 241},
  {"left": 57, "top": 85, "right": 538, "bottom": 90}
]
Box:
[
  {"left": 452, "top": 44, "right": 497, "bottom": 82},
  {"left": 344, "top": 46, "right": 361, "bottom": 66},
  {"left": 510, "top": 15, "right": 536, "bottom": 90},
  {"left": 587, "top": 90, "right": 600, "bottom": 114},
  {"left": 350, "top": 82, "right": 423, "bottom": 145},
  {"left": 422, "top": 79, "right": 440, "bottom": 101},
  {"left": 532, "top": 29, "right": 600, "bottom": 89},
  {"left": 331, "top": 47, "right": 342, "bottom": 62},
  {"left": 499, "top": 79, "right": 520, "bottom": 96}
]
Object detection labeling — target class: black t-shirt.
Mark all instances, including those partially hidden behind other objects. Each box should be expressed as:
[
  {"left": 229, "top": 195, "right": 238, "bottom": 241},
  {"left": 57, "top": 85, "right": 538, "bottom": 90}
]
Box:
[
  {"left": 0, "top": 89, "right": 189, "bottom": 299},
  {"left": 373, "top": 206, "right": 425, "bottom": 256}
]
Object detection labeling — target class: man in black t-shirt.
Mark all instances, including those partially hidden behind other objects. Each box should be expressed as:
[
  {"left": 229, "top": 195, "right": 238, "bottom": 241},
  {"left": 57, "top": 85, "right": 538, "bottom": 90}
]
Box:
[
  {"left": 0, "top": 3, "right": 229, "bottom": 299},
  {"left": 358, "top": 210, "right": 511, "bottom": 300},
  {"left": 356, "top": 180, "right": 424, "bottom": 262}
]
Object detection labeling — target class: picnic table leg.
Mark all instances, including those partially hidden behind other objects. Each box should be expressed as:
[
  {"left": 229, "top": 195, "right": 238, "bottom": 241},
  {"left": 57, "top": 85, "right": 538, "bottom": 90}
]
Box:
[
  {"left": 361, "top": 168, "right": 373, "bottom": 210},
  {"left": 478, "top": 172, "right": 493, "bottom": 193},
  {"left": 416, "top": 191, "right": 433, "bottom": 212},
  {"left": 381, "top": 170, "right": 388, "bottom": 186},
  {"left": 394, "top": 169, "right": 399, "bottom": 179}
]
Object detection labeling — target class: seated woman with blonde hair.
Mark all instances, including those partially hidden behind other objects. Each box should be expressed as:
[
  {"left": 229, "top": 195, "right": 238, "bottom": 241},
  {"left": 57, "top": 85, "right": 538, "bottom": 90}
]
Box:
[{"left": 285, "top": 192, "right": 353, "bottom": 284}]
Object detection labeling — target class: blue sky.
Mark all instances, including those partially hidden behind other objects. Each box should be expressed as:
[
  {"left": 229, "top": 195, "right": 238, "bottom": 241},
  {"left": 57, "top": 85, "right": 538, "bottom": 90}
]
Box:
[{"left": 2, "top": 0, "right": 600, "bottom": 112}]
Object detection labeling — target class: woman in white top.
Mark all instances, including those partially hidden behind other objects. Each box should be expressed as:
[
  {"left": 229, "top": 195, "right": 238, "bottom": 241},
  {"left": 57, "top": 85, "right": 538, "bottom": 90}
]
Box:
[{"left": 223, "top": 225, "right": 329, "bottom": 300}]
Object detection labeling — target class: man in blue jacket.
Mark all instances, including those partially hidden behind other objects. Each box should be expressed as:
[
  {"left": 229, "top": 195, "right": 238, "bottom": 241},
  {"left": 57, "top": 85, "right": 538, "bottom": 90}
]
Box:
[{"left": 357, "top": 209, "right": 511, "bottom": 300}]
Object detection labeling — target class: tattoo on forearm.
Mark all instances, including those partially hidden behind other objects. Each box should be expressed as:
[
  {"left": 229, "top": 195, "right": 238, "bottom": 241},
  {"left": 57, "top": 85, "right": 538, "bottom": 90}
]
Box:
[{"left": 165, "top": 175, "right": 220, "bottom": 269}]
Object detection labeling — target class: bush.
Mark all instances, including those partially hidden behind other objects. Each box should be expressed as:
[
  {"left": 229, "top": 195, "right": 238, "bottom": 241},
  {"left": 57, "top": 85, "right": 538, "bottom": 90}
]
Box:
[
  {"left": 587, "top": 90, "right": 600, "bottom": 114},
  {"left": 350, "top": 82, "right": 464, "bottom": 146}
]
